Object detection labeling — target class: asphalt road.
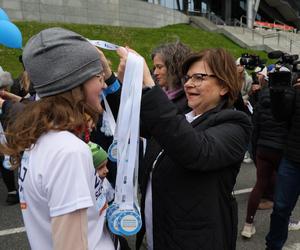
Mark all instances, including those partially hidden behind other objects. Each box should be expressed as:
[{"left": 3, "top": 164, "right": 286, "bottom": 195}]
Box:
[{"left": 0, "top": 162, "right": 299, "bottom": 250}]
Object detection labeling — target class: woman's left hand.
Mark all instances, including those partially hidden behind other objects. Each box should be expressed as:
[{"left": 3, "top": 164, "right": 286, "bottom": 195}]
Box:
[
  {"left": 116, "top": 47, "right": 128, "bottom": 83},
  {"left": 116, "top": 47, "right": 155, "bottom": 87}
]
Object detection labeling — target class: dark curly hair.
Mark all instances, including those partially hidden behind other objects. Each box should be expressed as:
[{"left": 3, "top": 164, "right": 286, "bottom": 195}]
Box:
[{"left": 151, "top": 41, "right": 191, "bottom": 89}]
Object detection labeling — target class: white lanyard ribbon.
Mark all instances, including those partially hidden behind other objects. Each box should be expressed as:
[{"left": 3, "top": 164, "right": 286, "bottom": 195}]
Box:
[
  {"left": 0, "top": 122, "right": 6, "bottom": 144},
  {"left": 88, "top": 40, "right": 120, "bottom": 50},
  {"left": 114, "top": 52, "right": 143, "bottom": 210},
  {"left": 101, "top": 93, "right": 117, "bottom": 136}
]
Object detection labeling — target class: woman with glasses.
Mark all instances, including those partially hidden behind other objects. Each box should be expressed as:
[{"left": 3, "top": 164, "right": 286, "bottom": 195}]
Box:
[{"left": 131, "top": 48, "right": 252, "bottom": 250}]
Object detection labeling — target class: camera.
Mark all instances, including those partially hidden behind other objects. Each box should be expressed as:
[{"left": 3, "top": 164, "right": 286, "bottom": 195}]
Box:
[
  {"left": 240, "top": 53, "right": 263, "bottom": 70},
  {"left": 268, "top": 50, "right": 300, "bottom": 87}
]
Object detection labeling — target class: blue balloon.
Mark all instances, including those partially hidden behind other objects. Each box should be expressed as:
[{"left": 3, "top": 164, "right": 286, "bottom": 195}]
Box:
[
  {"left": 0, "top": 20, "right": 22, "bottom": 48},
  {"left": 0, "top": 8, "right": 10, "bottom": 21}
]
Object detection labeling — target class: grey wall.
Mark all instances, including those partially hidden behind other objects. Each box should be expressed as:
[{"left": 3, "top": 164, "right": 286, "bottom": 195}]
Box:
[{"left": 0, "top": 0, "right": 189, "bottom": 27}]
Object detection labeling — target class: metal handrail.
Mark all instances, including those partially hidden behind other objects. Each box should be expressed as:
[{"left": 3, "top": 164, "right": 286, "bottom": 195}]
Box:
[
  {"left": 211, "top": 13, "right": 225, "bottom": 25},
  {"left": 190, "top": 9, "right": 300, "bottom": 54},
  {"left": 262, "top": 33, "right": 280, "bottom": 45},
  {"left": 197, "top": 11, "right": 226, "bottom": 26},
  {"left": 187, "top": 11, "right": 226, "bottom": 26},
  {"left": 233, "top": 18, "right": 246, "bottom": 27},
  {"left": 289, "top": 39, "right": 300, "bottom": 53},
  {"left": 211, "top": 14, "right": 226, "bottom": 26},
  {"left": 244, "top": 27, "right": 300, "bottom": 52},
  {"left": 240, "top": 15, "right": 247, "bottom": 27}
]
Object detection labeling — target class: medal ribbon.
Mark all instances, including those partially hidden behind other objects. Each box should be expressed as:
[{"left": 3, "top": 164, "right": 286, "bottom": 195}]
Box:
[
  {"left": 88, "top": 40, "right": 120, "bottom": 51},
  {"left": 114, "top": 52, "right": 143, "bottom": 211}
]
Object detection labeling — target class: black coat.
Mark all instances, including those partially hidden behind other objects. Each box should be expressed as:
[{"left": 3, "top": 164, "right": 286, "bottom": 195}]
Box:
[
  {"left": 137, "top": 86, "right": 252, "bottom": 250},
  {"left": 270, "top": 86, "right": 300, "bottom": 164},
  {"left": 252, "top": 87, "right": 288, "bottom": 151},
  {"left": 139, "top": 87, "right": 190, "bottom": 188}
]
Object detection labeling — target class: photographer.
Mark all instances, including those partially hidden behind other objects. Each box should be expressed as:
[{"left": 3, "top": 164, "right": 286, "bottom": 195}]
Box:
[
  {"left": 241, "top": 66, "right": 288, "bottom": 239},
  {"left": 266, "top": 64, "right": 300, "bottom": 249},
  {"left": 236, "top": 57, "right": 253, "bottom": 105}
]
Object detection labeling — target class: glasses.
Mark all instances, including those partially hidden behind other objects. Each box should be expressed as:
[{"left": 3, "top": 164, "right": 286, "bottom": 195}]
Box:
[{"left": 181, "top": 73, "right": 216, "bottom": 86}]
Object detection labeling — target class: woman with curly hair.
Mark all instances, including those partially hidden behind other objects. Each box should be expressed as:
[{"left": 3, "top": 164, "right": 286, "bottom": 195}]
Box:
[{"left": 151, "top": 41, "right": 191, "bottom": 113}]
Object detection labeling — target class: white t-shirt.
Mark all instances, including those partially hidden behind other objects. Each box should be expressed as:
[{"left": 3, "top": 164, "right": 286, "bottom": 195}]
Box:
[{"left": 18, "top": 131, "right": 115, "bottom": 250}]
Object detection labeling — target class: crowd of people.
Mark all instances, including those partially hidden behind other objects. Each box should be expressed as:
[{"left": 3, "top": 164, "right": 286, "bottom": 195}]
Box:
[{"left": 0, "top": 27, "right": 299, "bottom": 250}]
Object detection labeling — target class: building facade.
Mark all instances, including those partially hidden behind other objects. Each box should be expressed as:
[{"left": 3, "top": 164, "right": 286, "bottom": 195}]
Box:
[{"left": 147, "top": 0, "right": 300, "bottom": 29}]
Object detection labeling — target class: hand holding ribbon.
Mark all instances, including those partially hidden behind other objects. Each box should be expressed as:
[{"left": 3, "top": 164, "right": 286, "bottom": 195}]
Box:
[
  {"left": 116, "top": 47, "right": 128, "bottom": 83},
  {"left": 96, "top": 48, "right": 113, "bottom": 81},
  {"left": 116, "top": 47, "right": 155, "bottom": 88}
]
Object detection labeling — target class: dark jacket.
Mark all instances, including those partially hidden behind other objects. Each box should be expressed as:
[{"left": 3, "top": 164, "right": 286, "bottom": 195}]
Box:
[
  {"left": 252, "top": 86, "right": 288, "bottom": 152},
  {"left": 136, "top": 86, "right": 252, "bottom": 250},
  {"left": 139, "top": 87, "right": 190, "bottom": 187},
  {"left": 270, "top": 86, "right": 300, "bottom": 164}
]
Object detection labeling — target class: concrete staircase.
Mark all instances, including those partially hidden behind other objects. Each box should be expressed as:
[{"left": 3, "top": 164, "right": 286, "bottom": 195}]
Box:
[
  {"left": 190, "top": 16, "right": 219, "bottom": 32},
  {"left": 190, "top": 16, "right": 300, "bottom": 57}
]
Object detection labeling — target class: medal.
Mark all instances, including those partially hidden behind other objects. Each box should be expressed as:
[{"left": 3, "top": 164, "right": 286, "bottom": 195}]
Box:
[
  {"left": 107, "top": 208, "right": 122, "bottom": 235},
  {"left": 108, "top": 140, "right": 118, "bottom": 162},
  {"left": 106, "top": 52, "right": 144, "bottom": 236},
  {"left": 117, "top": 209, "right": 142, "bottom": 236}
]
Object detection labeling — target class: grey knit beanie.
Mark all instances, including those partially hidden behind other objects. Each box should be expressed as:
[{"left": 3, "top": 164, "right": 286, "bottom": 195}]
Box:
[{"left": 22, "top": 27, "right": 103, "bottom": 98}]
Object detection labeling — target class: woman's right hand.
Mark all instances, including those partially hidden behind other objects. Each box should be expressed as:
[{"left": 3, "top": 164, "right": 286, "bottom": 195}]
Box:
[{"left": 116, "top": 47, "right": 155, "bottom": 88}]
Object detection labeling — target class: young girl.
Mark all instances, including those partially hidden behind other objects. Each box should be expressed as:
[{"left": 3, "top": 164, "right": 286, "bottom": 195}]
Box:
[{"left": 1, "top": 28, "right": 117, "bottom": 250}]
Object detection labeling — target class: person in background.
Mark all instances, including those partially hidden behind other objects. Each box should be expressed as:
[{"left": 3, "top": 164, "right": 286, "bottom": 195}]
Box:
[
  {"left": 88, "top": 142, "right": 113, "bottom": 214},
  {"left": 151, "top": 41, "right": 191, "bottom": 114},
  {"left": 88, "top": 141, "right": 131, "bottom": 250},
  {"left": 266, "top": 71, "right": 300, "bottom": 249},
  {"left": 241, "top": 66, "right": 288, "bottom": 239},
  {"left": 0, "top": 66, "right": 19, "bottom": 205},
  {"left": 236, "top": 57, "right": 253, "bottom": 105},
  {"left": 236, "top": 58, "right": 253, "bottom": 163}
]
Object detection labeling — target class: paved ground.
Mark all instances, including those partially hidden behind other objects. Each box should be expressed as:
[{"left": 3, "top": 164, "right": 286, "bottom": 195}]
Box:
[{"left": 0, "top": 162, "right": 299, "bottom": 250}]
